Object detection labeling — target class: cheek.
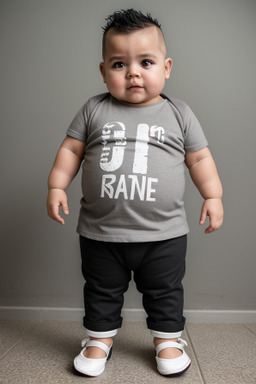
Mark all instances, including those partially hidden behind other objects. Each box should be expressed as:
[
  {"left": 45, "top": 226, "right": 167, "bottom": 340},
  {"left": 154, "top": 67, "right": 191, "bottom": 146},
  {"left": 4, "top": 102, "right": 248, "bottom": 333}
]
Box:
[
  {"left": 145, "top": 71, "right": 164, "bottom": 88},
  {"left": 107, "top": 73, "right": 123, "bottom": 89}
]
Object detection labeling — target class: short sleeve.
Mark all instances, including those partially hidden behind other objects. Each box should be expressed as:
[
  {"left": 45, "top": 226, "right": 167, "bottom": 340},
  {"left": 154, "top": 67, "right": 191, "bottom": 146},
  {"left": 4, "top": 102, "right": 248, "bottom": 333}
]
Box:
[
  {"left": 183, "top": 105, "right": 208, "bottom": 152},
  {"left": 66, "top": 102, "right": 89, "bottom": 143},
  {"left": 66, "top": 93, "right": 110, "bottom": 143}
]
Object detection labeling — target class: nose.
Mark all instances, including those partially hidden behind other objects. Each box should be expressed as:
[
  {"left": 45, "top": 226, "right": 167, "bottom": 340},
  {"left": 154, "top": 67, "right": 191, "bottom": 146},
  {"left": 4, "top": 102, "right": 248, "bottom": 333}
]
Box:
[{"left": 127, "top": 64, "right": 141, "bottom": 78}]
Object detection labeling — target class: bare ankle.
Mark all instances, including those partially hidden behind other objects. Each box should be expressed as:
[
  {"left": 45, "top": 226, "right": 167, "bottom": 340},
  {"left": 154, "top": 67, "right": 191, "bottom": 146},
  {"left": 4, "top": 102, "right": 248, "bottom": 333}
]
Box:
[
  {"left": 154, "top": 337, "right": 182, "bottom": 359},
  {"left": 154, "top": 337, "right": 178, "bottom": 346},
  {"left": 83, "top": 337, "right": 113, "bottom": 359},
  {"left": 90, "top": 337, "right": 113, "bottom": 347}
]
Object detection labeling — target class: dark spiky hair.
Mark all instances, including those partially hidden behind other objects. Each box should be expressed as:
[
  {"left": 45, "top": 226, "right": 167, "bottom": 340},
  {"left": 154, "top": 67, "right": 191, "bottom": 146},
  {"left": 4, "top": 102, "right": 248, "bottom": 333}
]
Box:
[{"left": 102, "top": 9, "right": 163, "bottom": 58}]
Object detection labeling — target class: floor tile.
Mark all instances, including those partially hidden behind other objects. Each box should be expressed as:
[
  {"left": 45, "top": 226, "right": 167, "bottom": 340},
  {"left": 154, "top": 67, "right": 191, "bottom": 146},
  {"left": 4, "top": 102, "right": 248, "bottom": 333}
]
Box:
[
  {"left": 0, "top": 321, "right": 203, "bottom": 384},
  {"left": 186, "top": 323, "right": 256, "bottom": 384},
  {"left": 0, "top": 320, "right": 38, "bottom": 359},
  {"left": 244, "top": 324, "right": 256, "bottom": 336},
  {"left": 0, "top": 320, "right": 84, "bottom": 384}
]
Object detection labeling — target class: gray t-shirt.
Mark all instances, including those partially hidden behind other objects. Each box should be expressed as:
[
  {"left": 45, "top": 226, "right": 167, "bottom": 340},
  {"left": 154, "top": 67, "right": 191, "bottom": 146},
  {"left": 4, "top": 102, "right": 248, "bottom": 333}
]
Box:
[{"left": 67, "top": 93, "right": 208, "bottom": 242}]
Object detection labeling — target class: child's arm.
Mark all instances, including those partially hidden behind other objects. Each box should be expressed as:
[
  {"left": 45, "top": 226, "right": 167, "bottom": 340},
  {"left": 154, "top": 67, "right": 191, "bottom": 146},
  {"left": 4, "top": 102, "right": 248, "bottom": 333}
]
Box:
[
  {"left": 185, "top": 146, "right": 223, "bottom": 234},
  {"left": 47, "top": 136, "right": 85, "bottom": 225}
]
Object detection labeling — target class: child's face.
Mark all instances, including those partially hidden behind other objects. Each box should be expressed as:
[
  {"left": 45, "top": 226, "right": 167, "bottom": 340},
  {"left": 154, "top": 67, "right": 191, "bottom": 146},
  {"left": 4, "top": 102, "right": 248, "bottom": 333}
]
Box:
[{"left": 100, "top": 26, "right": 172, "bottom": 106}]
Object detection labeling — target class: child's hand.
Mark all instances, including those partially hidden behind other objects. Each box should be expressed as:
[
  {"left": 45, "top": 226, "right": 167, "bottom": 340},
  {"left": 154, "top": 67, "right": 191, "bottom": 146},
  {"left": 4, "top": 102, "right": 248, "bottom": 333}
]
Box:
[
  {"left": 47, "top": 188, "right": 69, "bottom": 225},
  {"left": 199, "top": 198, "right": 223, "bottom": 234}
]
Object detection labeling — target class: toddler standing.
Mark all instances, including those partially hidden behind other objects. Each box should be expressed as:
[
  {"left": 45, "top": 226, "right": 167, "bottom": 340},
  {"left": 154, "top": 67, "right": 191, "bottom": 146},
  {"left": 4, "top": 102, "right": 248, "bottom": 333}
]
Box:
[{"left": 47, "top": 9, "right": 223, "bottom": 377}]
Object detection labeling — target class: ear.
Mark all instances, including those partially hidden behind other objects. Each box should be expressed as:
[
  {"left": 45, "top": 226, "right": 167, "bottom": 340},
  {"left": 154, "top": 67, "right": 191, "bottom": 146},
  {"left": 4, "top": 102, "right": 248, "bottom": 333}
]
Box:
[
  {"left": 164, "top": 58, "right": 172, "bottom": 80},
  {"left": 99, "top": 62, "right": 106, "bottom": 83}
]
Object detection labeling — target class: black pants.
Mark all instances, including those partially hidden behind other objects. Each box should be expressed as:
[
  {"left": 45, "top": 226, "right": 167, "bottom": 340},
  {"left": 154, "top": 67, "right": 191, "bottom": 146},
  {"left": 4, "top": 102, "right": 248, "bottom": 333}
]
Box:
[{"left": 80, "top": 235, "right": 187, "bottom": 334}]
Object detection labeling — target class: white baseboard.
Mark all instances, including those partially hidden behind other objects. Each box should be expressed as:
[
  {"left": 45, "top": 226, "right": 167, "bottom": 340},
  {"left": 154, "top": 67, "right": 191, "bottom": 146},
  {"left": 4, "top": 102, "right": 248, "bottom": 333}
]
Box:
[{"left": 0, "top": 306, "right": 256, "bottom": 323}]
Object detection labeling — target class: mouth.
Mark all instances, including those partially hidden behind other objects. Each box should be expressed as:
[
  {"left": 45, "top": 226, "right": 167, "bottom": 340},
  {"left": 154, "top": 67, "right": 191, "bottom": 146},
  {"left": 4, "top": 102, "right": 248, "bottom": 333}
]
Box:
[{"left": 127, "top": 85, "right": 143, "bottom": 90}]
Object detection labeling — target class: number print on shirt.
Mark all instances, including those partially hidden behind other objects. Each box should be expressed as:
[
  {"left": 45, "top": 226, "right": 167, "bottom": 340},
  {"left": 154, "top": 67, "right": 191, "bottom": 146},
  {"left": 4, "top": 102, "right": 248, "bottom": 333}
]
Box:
[
  {"left": 100, "top": 122, "right": 165, "bottom": 201},
  {"left": 133, "top": 124, "right": 149, "bottom": 175},
  {"left": 100, "top": 122, "right": 126, "bottom": 172}
]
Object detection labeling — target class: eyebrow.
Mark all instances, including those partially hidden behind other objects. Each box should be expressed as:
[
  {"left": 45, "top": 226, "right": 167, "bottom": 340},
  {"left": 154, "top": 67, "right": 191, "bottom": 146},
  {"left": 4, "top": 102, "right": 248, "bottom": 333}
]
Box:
[
  {"left": 108, "top": 56, "right": 124, "bottom": 63},
  {"left": 108, "top": 53, "right": 158, "bottom": 63},
  {"left": 139, "top": 53, "right": 158, "bottom": 59}
]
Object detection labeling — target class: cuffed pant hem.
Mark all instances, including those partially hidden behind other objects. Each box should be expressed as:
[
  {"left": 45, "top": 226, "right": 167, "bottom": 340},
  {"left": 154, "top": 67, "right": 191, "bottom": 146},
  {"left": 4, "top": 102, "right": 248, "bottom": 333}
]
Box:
[
  {"left": 83, "top": 317, "right": 123, "bottom": 333},
  {"left": 150, "top": 330, "right": 182, "bottom": 339},
  {"left": 85, "top": 328, "right": 118, "bottom": 338},
  {"left": 146, "top": 316, "right": 186, "bottom": 334}
]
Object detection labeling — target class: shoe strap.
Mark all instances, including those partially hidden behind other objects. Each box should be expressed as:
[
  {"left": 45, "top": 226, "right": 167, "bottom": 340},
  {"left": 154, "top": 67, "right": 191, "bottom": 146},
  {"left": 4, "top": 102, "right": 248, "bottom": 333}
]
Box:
[
  {"left": 155, "top": 338, "right": 187, "bottom": 356},
  {"left": 81, "top": 338, "right": 89, "bottom": 347},
  {"left": 85, "top": 340, "right": 110, "bottom": 355}
]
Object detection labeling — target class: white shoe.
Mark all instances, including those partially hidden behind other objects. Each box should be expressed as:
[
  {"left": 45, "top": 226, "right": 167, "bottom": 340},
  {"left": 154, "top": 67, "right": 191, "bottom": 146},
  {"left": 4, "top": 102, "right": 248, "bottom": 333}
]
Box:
[
  {"left": 74, "top": 339, "right": 113, "bottom": 377},
  {"left": 155, "top": 338, "right": 191, "bottom": 377}
]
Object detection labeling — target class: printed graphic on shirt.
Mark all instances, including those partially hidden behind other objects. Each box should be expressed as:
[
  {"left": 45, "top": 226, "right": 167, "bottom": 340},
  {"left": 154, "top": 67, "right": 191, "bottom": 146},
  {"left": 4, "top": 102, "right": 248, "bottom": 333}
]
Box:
[{"left": 100, "top": 122, "right": 165, "bottom": 202}]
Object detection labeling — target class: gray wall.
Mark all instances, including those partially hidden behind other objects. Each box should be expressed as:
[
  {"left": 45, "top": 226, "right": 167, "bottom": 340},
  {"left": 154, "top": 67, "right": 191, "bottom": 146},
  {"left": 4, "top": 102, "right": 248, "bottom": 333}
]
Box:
[{"left": 1, "top": 0, "right": 255, "bottom": 313}]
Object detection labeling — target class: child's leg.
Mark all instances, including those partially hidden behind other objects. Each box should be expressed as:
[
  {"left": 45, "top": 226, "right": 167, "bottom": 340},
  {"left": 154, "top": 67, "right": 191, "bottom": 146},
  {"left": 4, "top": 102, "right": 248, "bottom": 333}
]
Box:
[
  {"left": 133, "top": 236, "right": 191, "bottom": 376},
  {"left": 134, "top": 235, "right": 187, "bottom": 337},
  {"left": 134, "top": 236, "right": 187, "bottom": 359},
  {"left": 79, "top": 237, "right": 131, "bottom": 357}
]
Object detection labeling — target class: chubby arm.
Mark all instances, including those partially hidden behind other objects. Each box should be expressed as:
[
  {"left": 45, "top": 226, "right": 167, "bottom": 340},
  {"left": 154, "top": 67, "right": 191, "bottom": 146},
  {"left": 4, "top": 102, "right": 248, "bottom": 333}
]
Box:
[
  {"left": 185, "top": 147, "right": 223, "bottom": 234},
  {"left": 47, "top": 136, "right": 85, "bottom": 225}
]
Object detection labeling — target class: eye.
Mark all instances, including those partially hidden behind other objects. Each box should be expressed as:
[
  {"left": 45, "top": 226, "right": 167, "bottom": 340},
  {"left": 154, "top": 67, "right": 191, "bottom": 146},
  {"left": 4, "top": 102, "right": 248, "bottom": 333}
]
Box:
[
  {"left": 113, "top": 62, "right": 125, "bottom": 69},
  {"left": 141, "top": 59, "right": 153, "bottom": 67}
]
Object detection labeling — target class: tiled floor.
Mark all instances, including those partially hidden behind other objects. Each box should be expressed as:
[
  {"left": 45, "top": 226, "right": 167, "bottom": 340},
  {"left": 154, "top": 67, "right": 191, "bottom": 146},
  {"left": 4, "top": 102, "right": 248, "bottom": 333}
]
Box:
[{"left": 0, "top": 320, "right": 255, "bottom": 384}]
